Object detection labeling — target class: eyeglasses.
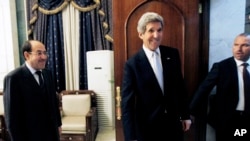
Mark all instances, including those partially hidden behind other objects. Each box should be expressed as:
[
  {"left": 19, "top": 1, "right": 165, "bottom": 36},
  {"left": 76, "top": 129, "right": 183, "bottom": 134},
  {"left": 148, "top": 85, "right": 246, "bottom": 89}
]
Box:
[{"left": 29, "top": 51, "right": 48, "bottom": 56}]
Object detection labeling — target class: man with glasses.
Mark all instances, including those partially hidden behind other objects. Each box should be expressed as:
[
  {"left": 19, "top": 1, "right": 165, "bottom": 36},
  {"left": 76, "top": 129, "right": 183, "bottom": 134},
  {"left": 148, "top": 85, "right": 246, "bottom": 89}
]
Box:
[{"left": 3, "top": 40, "right": 62, "bottom": 141}]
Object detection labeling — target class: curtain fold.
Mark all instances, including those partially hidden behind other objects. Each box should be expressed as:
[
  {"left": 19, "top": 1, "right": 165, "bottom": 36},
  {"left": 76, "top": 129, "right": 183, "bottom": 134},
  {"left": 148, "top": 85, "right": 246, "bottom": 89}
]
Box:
[
  {"left": 79, "top": 11, "right": 94, "bottom": 89},
  {"left": 45, "top": 13, "right": 65, "bottom": 92},
  {"left": 62, "top": 4, "right": 80, "bottom": 90}
]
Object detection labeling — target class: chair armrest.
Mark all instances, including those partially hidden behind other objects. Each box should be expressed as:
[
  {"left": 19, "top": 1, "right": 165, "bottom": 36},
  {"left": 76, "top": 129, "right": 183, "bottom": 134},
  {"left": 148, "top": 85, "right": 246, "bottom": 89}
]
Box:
[
  {"left": 86, "top": 107, "right": 96, "bottom": 116},
  {"left": 85, "top": 107, "right": 98, "bottom": 141},
  {"left": 91, "top": 107, "right": 98, "bottom": 140},
  {"left": 0, "top": 116, "right": 3, "bottom": 139},
  {"left": 86, "top": 107, "right": 96, "bottom": 125},
  {"left": 0, "top": 115, "right": 7, "bottom": 140}
]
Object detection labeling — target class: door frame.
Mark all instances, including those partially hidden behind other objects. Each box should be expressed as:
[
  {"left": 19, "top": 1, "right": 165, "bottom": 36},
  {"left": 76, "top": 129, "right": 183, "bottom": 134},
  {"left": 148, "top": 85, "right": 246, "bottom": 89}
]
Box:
[{"left": 112, "top": 0, "right": 210, "bottom": 141}]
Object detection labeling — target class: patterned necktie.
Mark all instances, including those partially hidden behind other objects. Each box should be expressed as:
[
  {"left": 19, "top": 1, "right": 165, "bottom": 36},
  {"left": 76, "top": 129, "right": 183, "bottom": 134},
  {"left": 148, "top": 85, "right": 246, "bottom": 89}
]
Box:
[
  {"left": 242, "top": 63, "right": 250, "bottom": 112},
  {"left": 36, "top": 71, "right": 44, "bottom": 87},
  {"left": 152, "top": 51, "right": 164, "bottom": 93}
]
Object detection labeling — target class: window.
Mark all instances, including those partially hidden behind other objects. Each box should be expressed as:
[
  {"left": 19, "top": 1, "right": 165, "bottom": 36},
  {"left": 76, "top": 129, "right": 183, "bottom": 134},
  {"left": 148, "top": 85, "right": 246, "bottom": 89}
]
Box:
[{"left": 0, "top": 0, "right": 20, "bottom": 91}]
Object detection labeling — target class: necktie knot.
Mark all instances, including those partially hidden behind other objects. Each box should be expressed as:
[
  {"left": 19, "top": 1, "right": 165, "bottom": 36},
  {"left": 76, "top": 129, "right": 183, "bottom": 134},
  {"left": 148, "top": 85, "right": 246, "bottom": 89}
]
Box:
[
  {"left": 242, "top": 63, "right": 249, "bottom": 67},
  {"left": 36, "top": 71, "right": 44, "bottom": 87},
  {"left": 36, "top": 70, "right": 42, "bottom": 75},
  {"left": 153, "top": 50, "right": 159, "bottom": 56}
]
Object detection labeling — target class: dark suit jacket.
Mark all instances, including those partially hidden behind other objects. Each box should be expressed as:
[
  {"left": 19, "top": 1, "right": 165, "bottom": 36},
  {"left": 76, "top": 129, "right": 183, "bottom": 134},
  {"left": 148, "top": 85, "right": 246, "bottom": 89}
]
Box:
[
  {"left": 189, "top": 57, "right": 240, "bottom": 129},
  {"left": 3, "top": 64, "right": 62, "bottom": 141},
  {"left": 122, "top": 45, "right": 190, "bottom": 141}
]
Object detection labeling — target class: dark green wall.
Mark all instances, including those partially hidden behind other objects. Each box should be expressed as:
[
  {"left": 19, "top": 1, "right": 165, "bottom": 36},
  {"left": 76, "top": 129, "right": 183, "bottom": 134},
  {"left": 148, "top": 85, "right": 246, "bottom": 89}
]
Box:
[{"left": 16, "top": 0, "right": 26, "bottom": 64}]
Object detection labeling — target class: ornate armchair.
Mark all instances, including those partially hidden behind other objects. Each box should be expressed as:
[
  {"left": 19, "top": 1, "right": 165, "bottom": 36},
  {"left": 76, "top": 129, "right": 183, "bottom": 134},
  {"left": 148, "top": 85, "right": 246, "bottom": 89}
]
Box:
[{"left": 59, "top": 90, "right": 98, "bottom": 141}]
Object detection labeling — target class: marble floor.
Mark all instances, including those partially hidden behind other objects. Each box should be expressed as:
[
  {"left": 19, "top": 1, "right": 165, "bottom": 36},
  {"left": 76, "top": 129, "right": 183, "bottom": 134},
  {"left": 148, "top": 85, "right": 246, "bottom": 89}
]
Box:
[{"left": 95, "top": 127, "right": 115, "bottom": 141}]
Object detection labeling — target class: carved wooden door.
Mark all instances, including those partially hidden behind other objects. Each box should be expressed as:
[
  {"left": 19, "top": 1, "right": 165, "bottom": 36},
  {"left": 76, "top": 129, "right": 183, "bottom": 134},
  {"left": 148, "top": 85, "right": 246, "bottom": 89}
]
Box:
[{"left": 113, "top": 0, "right": 202, "bottom": 140}]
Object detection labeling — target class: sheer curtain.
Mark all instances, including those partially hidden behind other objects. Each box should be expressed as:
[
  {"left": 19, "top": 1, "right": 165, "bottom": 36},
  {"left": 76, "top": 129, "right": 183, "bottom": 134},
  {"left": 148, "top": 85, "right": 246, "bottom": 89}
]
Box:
[{"left": 0, "top": 0, "right": 20, "bottom": 91}]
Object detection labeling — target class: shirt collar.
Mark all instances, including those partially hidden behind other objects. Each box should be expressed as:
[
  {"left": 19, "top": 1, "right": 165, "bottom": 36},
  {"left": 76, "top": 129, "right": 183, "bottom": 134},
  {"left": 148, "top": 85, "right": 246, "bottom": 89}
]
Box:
[
  {"left": 143, "top": 45, "right": 160, "bottom": 57},
  {"left": 25, "top": 62, "right": 41, "bottom": 75},
  {"left": 234, "top": 58, "right": 250, "bottom": 67}
]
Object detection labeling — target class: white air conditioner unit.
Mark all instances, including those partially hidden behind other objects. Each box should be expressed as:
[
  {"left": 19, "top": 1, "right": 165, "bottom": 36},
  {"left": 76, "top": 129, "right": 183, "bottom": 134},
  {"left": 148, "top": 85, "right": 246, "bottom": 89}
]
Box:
[{"left": 87, "top": 50, "right": 115, "bottom": 129}]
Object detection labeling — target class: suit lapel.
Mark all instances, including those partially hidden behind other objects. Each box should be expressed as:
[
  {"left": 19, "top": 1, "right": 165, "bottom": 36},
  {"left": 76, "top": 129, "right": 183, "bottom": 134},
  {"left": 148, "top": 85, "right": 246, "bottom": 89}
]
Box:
[
  {"left": 159, "top": 46, "right": 172, "bottom": 80},
  {"left": 228, "top": 58, "right": 239, "bottom": 101},
  {"left": 22, "top": 64, "right": 51, "bottom": 95},
  {"left": 137, "top": 49, "right": 163, "bottom": 95},
  {"left": 137, "top": 49, "right": 156, "bottom": 78},
  {"left": 41, "top": 70, "right": 50, "bottom": 91},
  {"left": 21, "top": 64, "right": 41, "bottom": 88}
]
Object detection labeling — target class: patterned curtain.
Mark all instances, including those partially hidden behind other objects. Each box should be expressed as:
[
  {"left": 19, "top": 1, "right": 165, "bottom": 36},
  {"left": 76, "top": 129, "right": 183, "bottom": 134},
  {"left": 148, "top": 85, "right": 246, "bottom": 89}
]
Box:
[{"left": 26, "top": 0, "right": 113, "bottom": 92}]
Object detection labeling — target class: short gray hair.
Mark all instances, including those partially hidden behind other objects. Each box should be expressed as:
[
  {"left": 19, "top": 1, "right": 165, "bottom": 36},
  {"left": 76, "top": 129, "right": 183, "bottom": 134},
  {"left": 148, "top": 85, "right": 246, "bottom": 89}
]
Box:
[{"left": 137, "top": 12, "right": 164, "bottom": 33}]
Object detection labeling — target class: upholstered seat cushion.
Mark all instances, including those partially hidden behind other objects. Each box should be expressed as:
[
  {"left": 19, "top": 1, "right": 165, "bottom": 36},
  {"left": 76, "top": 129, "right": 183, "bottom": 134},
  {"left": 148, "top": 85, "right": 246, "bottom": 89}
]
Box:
[{"left": 61, "top": 116, "right": 86, "bottom": 133}]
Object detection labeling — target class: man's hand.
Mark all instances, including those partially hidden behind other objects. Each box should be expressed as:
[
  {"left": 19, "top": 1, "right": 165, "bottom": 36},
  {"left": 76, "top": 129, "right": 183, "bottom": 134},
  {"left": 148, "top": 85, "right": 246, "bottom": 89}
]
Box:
[{"left": 181, "top": 119, "right": 192, "bottom": 132}]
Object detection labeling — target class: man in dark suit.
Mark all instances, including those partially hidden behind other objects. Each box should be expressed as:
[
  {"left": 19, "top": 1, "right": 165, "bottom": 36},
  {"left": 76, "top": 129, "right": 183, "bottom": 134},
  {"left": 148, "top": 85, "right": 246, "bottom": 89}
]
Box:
[
  {"left": 3, "top": 40, "right": 62, "bottom": 141},
  {"left": 121, "top": 12, "right": 191, "bottom": 141},
  {"left": 189, "top": 33, "right": 250, "bottom": 141}
]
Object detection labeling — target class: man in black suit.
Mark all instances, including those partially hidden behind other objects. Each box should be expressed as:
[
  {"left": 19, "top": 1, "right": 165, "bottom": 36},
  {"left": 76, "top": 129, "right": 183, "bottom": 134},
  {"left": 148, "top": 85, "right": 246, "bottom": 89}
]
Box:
[
  {"left": 121, "top": 12, "right": 191, "bottom": 141},
  {"left": 189, "top": 33, "right": 250, "bottom": 141},
  {"left": 3, "top": 40, "right": 62, "bottom": 141}
]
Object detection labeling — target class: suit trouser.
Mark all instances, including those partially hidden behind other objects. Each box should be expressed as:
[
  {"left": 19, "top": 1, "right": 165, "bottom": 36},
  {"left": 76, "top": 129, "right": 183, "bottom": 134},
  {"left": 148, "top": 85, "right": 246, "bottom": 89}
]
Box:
[{"left": 137, "top": 113, "right": 184, "bottom": 141}]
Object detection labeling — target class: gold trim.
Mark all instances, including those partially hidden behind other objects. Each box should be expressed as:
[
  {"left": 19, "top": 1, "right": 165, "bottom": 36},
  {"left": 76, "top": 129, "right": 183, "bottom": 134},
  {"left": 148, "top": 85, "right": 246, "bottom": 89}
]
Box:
[
  {"left": 116, "top": 86, "right": 122, "bottom": 120},
  {"left": 105, "top": 35, "right": 113, "bottom": 43},
  {"left": 103, "top": 22, "right": 108, "bottom": 29},
  {"left": 32, "top": 3, "right": 39, "bottom": 11},
  {"left": 29, "top": 16, "right": 37, "bottom": 25},
  {"left": 38, "top": 0, "right": 69, "bottom": 15},
  {"left": 71, "top": 0, "right": 100, "bottom": 12},
  {"left": 98, "top": 10, "right": 105, "bottom": 16},
  {"left": 28, "top": 29, "right": 33, "bottom": 35}
]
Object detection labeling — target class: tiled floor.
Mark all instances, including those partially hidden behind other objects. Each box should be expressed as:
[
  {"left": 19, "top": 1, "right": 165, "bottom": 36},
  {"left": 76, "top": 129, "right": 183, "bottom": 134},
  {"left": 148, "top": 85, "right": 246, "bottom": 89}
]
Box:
[{"left": 95, "top": 127, "right": 115, "bottom": 141}]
